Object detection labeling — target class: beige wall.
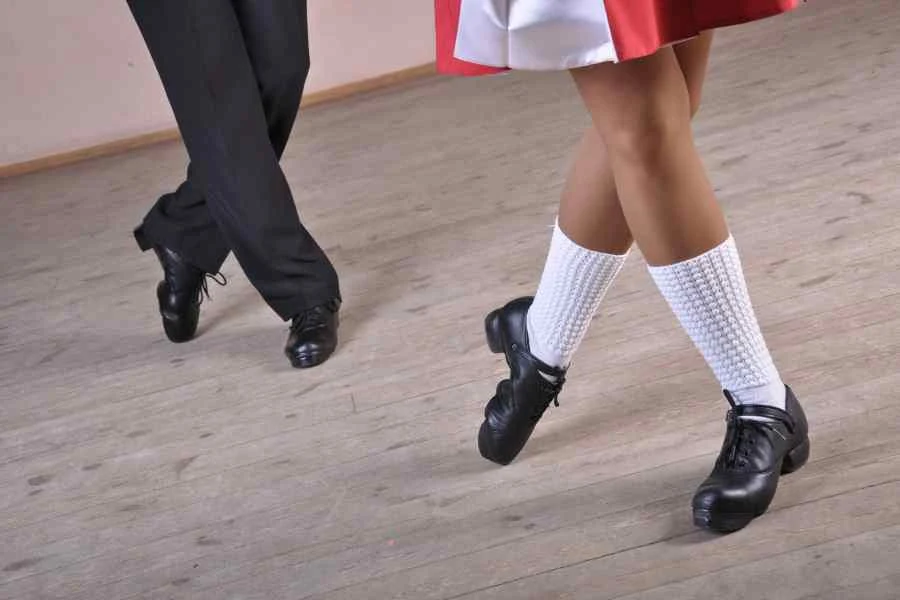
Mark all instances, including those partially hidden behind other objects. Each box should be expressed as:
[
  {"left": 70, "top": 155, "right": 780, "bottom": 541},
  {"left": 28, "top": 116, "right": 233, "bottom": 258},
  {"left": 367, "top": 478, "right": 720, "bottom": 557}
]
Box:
[{"left": 1, "top": 0, "right": 434, "bottom": 166}]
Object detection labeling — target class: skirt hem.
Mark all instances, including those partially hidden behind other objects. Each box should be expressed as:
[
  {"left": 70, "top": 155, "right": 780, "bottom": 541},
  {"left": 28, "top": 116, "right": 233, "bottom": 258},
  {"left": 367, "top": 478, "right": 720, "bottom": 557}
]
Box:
[{"left": 436, "top": 0, "right": 800, "bottom": 76}]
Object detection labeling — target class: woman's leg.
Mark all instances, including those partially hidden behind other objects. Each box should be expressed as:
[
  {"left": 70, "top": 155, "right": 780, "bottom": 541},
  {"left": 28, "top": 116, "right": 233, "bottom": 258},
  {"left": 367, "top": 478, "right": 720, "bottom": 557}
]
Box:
[
  {"left": 571, "top": 46, "right": 728, "bottom": 264},
  {"left": 477, "top": 37, "right": 715, "bottom": 465},
  {"left": 569, "top": 45, "right": 781, "bottom": 406},
  {"left": 528, "top": 33, "right": 714, "bottom": 370},
  {"left": 569, "top": 43, "right": 808, "bottom": 532},
  {"left": 557, "top": 34, "right": 714, "bottom": 252}
]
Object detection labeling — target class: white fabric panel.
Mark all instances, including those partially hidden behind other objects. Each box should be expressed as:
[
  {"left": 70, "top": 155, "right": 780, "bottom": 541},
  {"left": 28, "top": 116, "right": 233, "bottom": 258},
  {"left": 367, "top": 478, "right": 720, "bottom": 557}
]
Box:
[{"left": 454, "top": 0, "right": 618, "bottom": 70}]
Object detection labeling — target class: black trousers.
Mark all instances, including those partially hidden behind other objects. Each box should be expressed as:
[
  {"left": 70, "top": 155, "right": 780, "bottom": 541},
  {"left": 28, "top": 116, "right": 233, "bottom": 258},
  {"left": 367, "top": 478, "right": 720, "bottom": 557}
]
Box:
[{"left": 128, "top": 0, "right": 339, "bottom": 320}]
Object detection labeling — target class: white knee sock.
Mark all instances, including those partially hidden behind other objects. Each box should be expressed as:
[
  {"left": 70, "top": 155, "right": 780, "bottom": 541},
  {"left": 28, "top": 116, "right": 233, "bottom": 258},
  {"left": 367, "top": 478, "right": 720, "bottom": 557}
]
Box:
[
  {"left": 526, "top": 221, "right": 629, "bottom": 369},
  {"left": 648, "top": 236, "right": 786, "bottom": 409}
]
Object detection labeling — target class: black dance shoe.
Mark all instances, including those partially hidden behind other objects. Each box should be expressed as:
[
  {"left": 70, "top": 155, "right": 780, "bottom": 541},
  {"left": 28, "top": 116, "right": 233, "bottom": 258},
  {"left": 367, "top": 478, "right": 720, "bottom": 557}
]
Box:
[
  {"left": 693, "top": 386, "right": 810, "bottom": 533},
  {"left": 285, "top": 299, "right": 340, "bottom": 369},
  {"left": 479, "top": 297, "right": 567, "bottom": 465},
  {"left": 153, "top": 246, "right": 224, "bottom": 343}
]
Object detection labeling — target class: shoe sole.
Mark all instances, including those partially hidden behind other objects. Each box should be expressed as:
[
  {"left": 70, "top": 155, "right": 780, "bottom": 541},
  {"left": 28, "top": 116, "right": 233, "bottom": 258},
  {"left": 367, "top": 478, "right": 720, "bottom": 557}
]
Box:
[{"left": 693, "top": 437, "right": 811, "bottom": 533}]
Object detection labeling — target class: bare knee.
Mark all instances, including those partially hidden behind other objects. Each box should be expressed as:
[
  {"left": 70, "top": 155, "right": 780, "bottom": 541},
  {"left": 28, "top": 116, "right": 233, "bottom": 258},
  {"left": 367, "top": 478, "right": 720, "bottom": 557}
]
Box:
[
  {"left": 602, "top": 95, "right": 692, "bottom": 167},
  {"left": 572, "top": 48, "right": 700, "bottom": 165}
]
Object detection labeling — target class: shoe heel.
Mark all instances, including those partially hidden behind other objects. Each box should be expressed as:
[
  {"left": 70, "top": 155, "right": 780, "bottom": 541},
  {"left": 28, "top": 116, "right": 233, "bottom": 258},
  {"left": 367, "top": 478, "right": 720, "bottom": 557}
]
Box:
[
  {"left": 782, "top": 438, "right": 810, "bottom": 474},
  {"left": 484, "top": 310, "right": 504, "bottom": 354}
]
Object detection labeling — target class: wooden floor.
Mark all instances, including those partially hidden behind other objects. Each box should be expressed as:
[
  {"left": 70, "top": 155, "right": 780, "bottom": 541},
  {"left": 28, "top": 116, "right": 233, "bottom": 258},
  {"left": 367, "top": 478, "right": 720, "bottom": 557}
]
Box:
[{"left": 1, "top": 2, "right": 899, "bottom": 598}]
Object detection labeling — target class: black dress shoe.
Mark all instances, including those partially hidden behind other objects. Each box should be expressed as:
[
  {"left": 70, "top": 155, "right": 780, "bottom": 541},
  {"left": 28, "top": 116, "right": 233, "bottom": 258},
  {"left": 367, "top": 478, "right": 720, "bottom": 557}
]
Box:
[
  {"left": 153, "top": 246, "right": 224, "bottom": 343},
  {"left": 479, "top": 297, "right": 567, "bottom": 465},
  {"left": 693, "top": 386, "right": 810, "bottom": 533},
  {"left": 285, "top": 299, "right": 340, "bottom": 369}
]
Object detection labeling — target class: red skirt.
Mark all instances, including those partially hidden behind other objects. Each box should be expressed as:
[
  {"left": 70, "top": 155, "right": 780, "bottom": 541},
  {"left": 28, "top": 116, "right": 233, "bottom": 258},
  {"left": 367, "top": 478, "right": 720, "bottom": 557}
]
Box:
[{"left": 436, "top": 0, "right": 800, "bottom": 75}]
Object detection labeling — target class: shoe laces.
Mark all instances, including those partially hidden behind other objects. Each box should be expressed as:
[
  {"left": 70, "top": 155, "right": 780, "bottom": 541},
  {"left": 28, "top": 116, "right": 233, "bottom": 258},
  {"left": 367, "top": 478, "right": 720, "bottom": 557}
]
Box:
[
  {"left": 290, "top": 302, "right": 336, "bottom": 331},
  {"left": 722, "top": 411, "right": 764, "bottom": 470},
  {"left": 530, "top": 373, "right": 565, "bottom": 422},
  {"left": 198, "top": 272, "right": 227, "bottom": 305},
  {"left": 720, "top": 391, "right": 790, "bottom": 470}
]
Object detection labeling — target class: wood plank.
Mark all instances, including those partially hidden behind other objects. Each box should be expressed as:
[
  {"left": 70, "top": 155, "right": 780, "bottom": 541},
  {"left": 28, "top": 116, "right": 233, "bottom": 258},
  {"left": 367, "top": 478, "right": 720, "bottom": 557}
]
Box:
[
  {"left": 2, "top": 370, "right": 897, "bottom": 599},
  {"left": 1, "top": 1, "right": 898, "bottom": 599}
]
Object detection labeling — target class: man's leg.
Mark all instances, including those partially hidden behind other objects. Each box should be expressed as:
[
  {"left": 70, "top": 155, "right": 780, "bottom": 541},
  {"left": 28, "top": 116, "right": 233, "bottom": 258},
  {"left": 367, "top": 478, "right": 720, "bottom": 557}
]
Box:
[
  {"left": 128, "top": 0, "right": 339, "bottom": 322},
  {"left": 232, "top": 0, "right": 341, "bottom": 368},
  {"left": 233, "top": 0, "right": 310, "bottom": 158},
  {"left": 134, "top": 165, "right": 230, "bottom": 277},
  {"left": 133, "top": 0, "right": 313, "bottom": 276}
]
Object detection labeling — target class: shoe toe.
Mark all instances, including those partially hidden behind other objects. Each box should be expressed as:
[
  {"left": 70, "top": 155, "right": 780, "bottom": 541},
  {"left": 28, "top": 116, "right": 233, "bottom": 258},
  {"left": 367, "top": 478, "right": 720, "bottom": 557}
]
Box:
[
  {"left": 161, "top": 308, "right": 199, "bottom": 343},
  {"left": 693, "top": 474, "right": 766, "bottom": 510},
  {"left": 478, "top": 420, "right": 515, "bottom": 466},
  {"left": 692, "top": 473, "right": 777, "bottom": 533},
  {"left": 289, "top": 349, "right": 328, "bottom": 369},
  {"left": 286, "top": 337, "right": 337, "bottom": 369},
  {"left": 157, "top": 280, "right": 201, "bottom": 343},
  {"left": 692, "top": 482, "right": 727, "bottom": 513}
]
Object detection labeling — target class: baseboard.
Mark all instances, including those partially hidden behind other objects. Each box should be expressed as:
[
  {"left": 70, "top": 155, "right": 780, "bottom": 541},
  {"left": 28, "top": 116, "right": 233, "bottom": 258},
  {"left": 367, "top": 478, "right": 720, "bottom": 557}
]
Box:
[
  {"left": 301, "top": 62, "right": 436, "bottom": 109},
  {"left": 0, "top": 129, "right": 182, "bottom": 180},
  {"left": 0, "top": 62, "right": 436, "bottom": 180}
]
